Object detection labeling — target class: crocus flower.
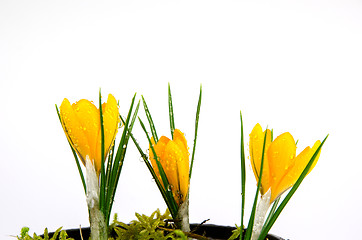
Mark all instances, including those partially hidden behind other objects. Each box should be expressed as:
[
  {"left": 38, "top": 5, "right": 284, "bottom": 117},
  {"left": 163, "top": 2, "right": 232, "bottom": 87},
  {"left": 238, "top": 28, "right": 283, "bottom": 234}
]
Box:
[
  {"left": 149, "top": 129, "right": 190, "bottom": 205},
  {"left": 249, "top": 123, "right": 321, "bottom": 202},
  {"left": 59, "top": 94, "right": 120, "bottom": 176}
]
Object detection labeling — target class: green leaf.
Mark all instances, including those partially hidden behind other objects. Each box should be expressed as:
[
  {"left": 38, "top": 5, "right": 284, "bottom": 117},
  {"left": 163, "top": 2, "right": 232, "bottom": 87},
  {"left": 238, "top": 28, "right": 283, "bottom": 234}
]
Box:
[
  {"left": 104, "top": 94, "right": 138, "bottom": 225},
  {"left": 258, "top": 134, "right": 329, "bottom": 240},
  {"left": 104, "top": 137, "right": 116, "bottom": 204},
  {"left": 142, "top": 95, "right": 159, "bottom": 143},
  {"left": 189, "top": 84, "right": 202, "bottom": 179},
  {"left": 99, "top": 89, "right": 106, "bottom": 214},
  {"left": 168, "top": 83, "right": 176, "bottom": 138},
  {"left": 240, "top": 112, "right": 246, "bottom": 240}
]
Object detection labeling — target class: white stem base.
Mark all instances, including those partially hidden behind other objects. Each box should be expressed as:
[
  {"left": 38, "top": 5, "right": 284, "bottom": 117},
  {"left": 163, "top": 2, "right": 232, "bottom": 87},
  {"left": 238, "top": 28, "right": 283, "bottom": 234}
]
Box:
[
  {"left": 177, "top": 199, "right": 190, "bottom": 233},
  {"left": 86, "top": 157, "right": 107, "bottom": 240},
  {"left": 251, "top": 189, "right": 271, "bottom": 240}
]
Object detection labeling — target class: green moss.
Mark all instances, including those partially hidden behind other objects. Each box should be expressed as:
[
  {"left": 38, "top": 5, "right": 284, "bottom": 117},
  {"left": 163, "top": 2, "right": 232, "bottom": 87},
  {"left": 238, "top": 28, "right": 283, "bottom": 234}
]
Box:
[
  {"left": 17, "top": 209, "right": 192, "bottom": 240},
  {"left": 110, "top": 209, "right": 187, "bottom": 240},
  {"left": 17, "top": 227, "right": 74, "bottom": 240}
]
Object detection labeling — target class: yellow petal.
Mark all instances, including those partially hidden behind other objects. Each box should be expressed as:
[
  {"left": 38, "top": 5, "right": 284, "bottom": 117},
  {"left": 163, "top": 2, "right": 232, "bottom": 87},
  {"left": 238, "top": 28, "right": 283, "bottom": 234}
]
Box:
[
  {"left": 172, "top": 129, "right": 189, "bottom": 203},
  {"left": 308, "top": 140, "right": 322, "bottom": 173},
  {"left": 267, "top": 132, "right": 296, "bottom": 202},
  {"left": 149, "top": 130, "right": 190, "bottom": 205},
  {"left": 272, "top": 140, "right": 322, "bottom": 201},
  {"left": 249, "top": 123, "right": 272, "bottom": 195},
  {"left": 173, "top": 129, "right": 188, "bottom": 151},
  {"left": 59, "top": 98, "right": 95, "bottom": 166},
  {"left": 95, "top": 94, "right": 120, "bottom": 173},
  {"left": 72, "top": 99, "right": 101, "bottom": 171},
  {"left": 149, "top": 136, "right": 170, "bottom": 185},
  {"left": 163, "top": 138, "right": 189, "bottom": 204},
  {"left": 103, "top": 94, "right": 120, "bottom": 150}
]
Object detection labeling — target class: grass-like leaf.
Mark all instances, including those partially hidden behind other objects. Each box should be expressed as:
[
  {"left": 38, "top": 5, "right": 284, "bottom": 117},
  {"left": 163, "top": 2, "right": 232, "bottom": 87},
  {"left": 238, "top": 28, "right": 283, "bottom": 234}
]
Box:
[
  {"left": 99, "top": 90, "right": 106, "bottom": 214},
  {"left": 168, "top": 83, "right": 176, "bottom": 138},
  {"left": 104, "top": 94, "right": 138, "bottom": 225},
  {"left": 189, "top": 84, "right": 202, "bottom": 179},
  {"left": 142, "top": 95, "right": 159, "bottom": 143},
  {"left": 240, "top": 112, "right": 246, "bottom": 240},
  {"left": 257, "top": 134, "right": 329, "bottom": 240},
  {"left": 105, "top": 138, "right": 116, "bottom": 204}
]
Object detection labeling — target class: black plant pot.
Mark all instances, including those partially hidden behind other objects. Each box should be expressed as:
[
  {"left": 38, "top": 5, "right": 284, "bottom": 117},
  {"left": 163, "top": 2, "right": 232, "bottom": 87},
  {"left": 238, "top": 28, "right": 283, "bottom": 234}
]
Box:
[{"left": 45, "top": 224, "right": 284, "bottom": 240}]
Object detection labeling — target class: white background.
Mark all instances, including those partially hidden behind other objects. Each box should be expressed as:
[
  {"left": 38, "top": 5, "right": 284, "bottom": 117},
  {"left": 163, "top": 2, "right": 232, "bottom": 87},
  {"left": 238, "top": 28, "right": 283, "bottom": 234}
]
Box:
[{"left": 1, "top": 0, "right": 361, "bottom": 239}]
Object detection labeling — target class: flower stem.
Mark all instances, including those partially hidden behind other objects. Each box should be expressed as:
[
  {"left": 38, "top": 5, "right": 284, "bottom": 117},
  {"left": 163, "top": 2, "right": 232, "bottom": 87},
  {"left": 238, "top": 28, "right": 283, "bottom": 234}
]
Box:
[
  {"left": 86, "top": 157, "right": 107, "bottom": 240},
  {"left": 251, "top": 189, "right": 271, "bottom": 240},
  {"left": 177, "top": 199, "right": 190, "bottom": 233},
  {"left": 89, "top": 205, "right": 107, "bottom": 240}
]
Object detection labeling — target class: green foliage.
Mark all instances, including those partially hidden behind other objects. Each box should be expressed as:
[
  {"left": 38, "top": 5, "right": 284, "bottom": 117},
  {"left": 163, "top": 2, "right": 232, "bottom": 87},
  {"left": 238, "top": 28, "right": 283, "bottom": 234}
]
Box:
[
  {"left": 228, "top": 225, "right": 243, "bottom": 240},
  {"left": 136, "top": 84, "right": 203, "bottom": 222},
  {"left": 17, "top": 227, "right": 74, "bottom": 240},
  {"left": 111, "top": 209, "right": 187, "bottom": 240}
]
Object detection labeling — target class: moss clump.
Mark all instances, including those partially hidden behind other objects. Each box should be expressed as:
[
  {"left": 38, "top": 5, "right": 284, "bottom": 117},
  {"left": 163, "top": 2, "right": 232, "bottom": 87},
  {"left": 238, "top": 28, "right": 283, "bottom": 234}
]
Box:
[
  {"left": 17, "top": 209, "right": 197, "bottom": 240},
  {"left": 17, "top": 227, "right": 74, "bottom": 240},
  {"left": 110, "top": 209, "right": 187, "bottom": 240}
]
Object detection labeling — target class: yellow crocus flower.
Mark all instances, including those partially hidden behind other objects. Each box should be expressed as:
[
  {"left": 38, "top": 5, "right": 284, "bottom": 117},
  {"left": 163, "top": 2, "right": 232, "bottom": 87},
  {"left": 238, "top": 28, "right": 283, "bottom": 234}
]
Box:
[
  {"left": 59, "top": 94, "right": 120, "bottom": 176},
  {"left": 250, "top": 123, "right": 321, "bottom": 202},
  {"left": 149, "top": 129, "right": 190, "bottom": 205}
]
